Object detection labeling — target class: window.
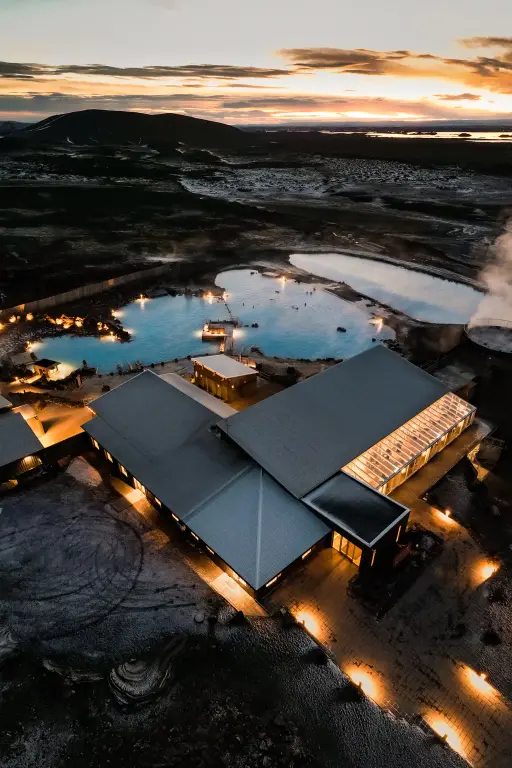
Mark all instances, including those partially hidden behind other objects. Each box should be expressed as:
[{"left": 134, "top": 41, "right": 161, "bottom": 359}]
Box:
[
  {"left": 105, "top": 450, "right": 113, "bottom": 463},
  {"left": 92, "top": 438, "right": 100, "bottom": 450},
  {"left": 301, "top": 548, "right": 313, "bottom": 560},
  {"left": 265, "top": 574, "right": 281, "bottom": 588},
  {"left": 396, "top": 525, "right": 402, "bottom": 542},
  {"left": 171, "top": 513, "right": 180, "bottom": 522},
  {"left": 206, "top": 545, "right": 215, "bottom": 556},
  {"left": 133, "top": 477, "right": 145, "bottom": 495},
  {"left": 154, "top": 497, "right": 162, "bottom": 508},
  {"left": 191, "top": 532, "right": 199, "bottom": 541},
  {"left": 119, "top": 464, "right": 128, "bottom": 477},
  {"left": 332, "top": 532, "right": 362, "bottom": 566}
]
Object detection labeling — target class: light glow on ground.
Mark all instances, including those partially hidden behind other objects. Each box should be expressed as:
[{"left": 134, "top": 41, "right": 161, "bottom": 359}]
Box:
[
  {"left": 345, "top": 665, "right": 383, "bottom": 704},
  {"left": 423, "top": 713, "right": 467, "bottom": 760}
]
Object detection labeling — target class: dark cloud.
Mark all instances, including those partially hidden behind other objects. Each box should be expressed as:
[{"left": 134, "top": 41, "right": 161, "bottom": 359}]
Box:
[
  {"left": 0, "top": 61, "right": 290, "bottom": 80},
  {"left": 0, "top": 90, "right": 478, "bottom": 123},
  {"left": 278, "top": 48, "right": 411, "bottom": 75},
  {"left": 434, "top": 93, "right": 481, "bottom": 101},
  {"left": 461, "top": 37, "right": 512, "bottom": 49},
  {"left": 279, "top": 46, "right": 512, "bottom": 92}
]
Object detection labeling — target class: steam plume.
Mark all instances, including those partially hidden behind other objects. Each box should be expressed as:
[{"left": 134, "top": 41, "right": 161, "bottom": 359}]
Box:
[{"left": 469, "top": 221, "right": 512, "bottom": 327}]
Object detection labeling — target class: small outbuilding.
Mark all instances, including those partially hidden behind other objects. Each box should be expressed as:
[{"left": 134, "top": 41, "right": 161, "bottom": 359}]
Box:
[
  {"left": 192, "top": 354, "right": 257, "bottom": 403},
  {"left": 33, "top": 358, "right": 60, "bottom": 377},
  {"left": 0, "top": 399, "right": 44, "bottom": 482}
]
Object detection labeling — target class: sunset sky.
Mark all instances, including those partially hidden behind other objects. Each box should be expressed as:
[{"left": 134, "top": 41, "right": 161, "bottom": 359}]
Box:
[{"left": 1, "top": 0, "right": 511, "bottom": 124}]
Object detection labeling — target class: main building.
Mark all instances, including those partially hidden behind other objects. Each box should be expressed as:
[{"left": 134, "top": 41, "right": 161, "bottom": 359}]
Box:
[{"left": 84, "top": 346, "right": 476, "bottom": 597}]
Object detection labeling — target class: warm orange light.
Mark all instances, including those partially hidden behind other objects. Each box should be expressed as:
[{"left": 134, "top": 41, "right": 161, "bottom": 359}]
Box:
[
  {"left": 465, "top": 667, "right": 495, "bottom": 697},
  {"left": 26, "top": 313, "right": 33, "bottom": 321},
  {"left": 295, "top": 609, "right": 320, "bottom": 637},
  {"left": 479, "top": 561, "right": 499, "bottom": 582},
  {"left": 435, "top": 507, "right": 456, "bottom": 525},
  {"left": 423, "top": 713, "right": 466, "bottom": 759},
  {"left": 55, "top": 318, "right": 63, "bottom": 325},
  {"left": 111, "top": 309, "right": 121, "bottom": 318},
  {"left": 0, "top": 322, "right": 4, "bottom": 330},
  {"left": 75, "top": 319, "right": 83, "bottom": 328},
  {"left": 9, "top": 315, "right": 17, "bottom": 323},
  {"left": 345, "top": 665, "right": 382, "bottom": 703}
]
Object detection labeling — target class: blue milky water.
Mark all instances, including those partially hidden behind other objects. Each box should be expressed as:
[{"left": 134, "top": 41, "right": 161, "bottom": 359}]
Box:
[{"left": 36, "top": 269, "right": 392, "bottom": 372}]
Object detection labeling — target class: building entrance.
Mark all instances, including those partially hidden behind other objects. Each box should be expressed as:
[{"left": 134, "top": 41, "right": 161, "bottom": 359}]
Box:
[{"left": 332, "top": 532, "right": 362, "bottom": 566}]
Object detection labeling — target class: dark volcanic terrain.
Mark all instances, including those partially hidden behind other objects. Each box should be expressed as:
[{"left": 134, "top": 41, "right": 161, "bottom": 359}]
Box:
[{"left": 1, "top": 109, "right": 511, "bottom": 309}]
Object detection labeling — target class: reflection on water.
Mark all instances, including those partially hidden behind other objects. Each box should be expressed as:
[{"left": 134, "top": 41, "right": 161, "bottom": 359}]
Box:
[
  {"left": 37, "top": 270, "right": 392, "bottom": 372},
  {"left": 320, "top": 131, "right": 512, "bottom": 143},
  {"left": 289, "top": 252, "right": 483, "bottom": 323}
]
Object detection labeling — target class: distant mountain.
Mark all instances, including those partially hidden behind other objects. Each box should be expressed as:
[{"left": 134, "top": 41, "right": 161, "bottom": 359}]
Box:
[
  {"left": 16, "top": 109, "right": 243, "bottom": 148},
  {"left": 0, "top": 120, "right": 28, "bottom": 135}
]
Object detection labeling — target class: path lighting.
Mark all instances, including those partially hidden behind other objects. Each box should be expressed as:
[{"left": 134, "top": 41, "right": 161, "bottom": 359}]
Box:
[
  {"left": 26, "top": 313, "right": 33, "bottom": 321},
  {"left": 465, "top": 667, "right": 495, "bottom": 697},
  {"left": 424, "top": 714, "right": 466, "bottom": 759},
  {"left": 295, "top": 609, "right": 320, "bottom": 637},
  {"left": 478, "top": 560, "right": 499, "bottom": 582},
  {"left": 9, "top": 315, "right": 17, "bottom": 323},
  {"left": 345, "top": 666, "right": 382, "bottom": 703},
  {"left": 75, "top": 319, "right": 83, "bottom": 328}
]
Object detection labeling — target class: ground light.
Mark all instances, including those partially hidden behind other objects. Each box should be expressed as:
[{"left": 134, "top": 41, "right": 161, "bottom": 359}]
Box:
[
  {"left": 345, "top": 665, "right": 382, "bottom": 704},
  {"left": 423, "top": 713, "right": 467, "bottom": 760},
  {"left": 435, "top": 507, "right": 456, "bottom": 526},
  {"left": 294, "top": 608, "right": 321, "bottom": 638},
  {"left": 463, "top": 666, "right": 496, "bottom": 698},
  {"left": 474, "top": 559, "right": 499, "bottom": 585}
]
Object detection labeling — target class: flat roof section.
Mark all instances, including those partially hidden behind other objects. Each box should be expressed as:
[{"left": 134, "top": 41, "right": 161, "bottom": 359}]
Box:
[
  {"left": 304, "top": 471, "right": 408, "bottom": 548},
  {"left": 159, "top": 373, "right": 236, "bottom": 418},
  {"left": 186, "top": 466, "right": 330, "bottom": 590},
  {"left": 193, "top": 354, "right": 257, "bottom": 380},
  {"left": 219, "top": 345, "right": 449, "bottom": 499},
  {"left": 0, "top": 410, "right": 44, "bottom": 468}
]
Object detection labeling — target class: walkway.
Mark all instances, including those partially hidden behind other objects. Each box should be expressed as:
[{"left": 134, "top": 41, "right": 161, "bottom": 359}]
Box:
[
  {"left": 107, "top": 475, "right": 265, "bottom": 618},
  {"left": 264, "top": 500, "right": 512, "bottom": 767}
]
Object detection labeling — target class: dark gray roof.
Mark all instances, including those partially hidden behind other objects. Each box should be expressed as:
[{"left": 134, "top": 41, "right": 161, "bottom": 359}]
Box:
[
  {"left": 186, "top": 466, "right": 330, "bottom": 590},
  {"left": 34, "top": 358, "right": 59, "bottom": 368},
  {"left": 0, "top": 410, "right": 44, "bottom": 468},
  {"left": 219, "top": 345, "right": 449, "bottom": 499},
  {"left": 84, "top": 370, "right": 330, "bottom": 588},
  {"left": 0, "top": 394, "right": 12, "bottom": 411},
  {"left": 85, "top": 370, "right": 250, "bottom": 519},
  {"left": 304, "top": 471, "right": 408, "bottom": 547},
  {"left": 89, "top": 370, "right": 220, "bottom": 462}
]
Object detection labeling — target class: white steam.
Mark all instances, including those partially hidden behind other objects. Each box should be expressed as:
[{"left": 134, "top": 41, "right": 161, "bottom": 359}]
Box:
[{"left": 469, "top": 221, "right": 512, "bottom": 328}]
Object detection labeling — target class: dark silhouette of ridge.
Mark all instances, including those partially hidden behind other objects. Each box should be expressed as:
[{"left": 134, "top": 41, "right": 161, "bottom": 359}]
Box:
[{"left": 18, "top": 109, "right": 243, "bottom": 148}]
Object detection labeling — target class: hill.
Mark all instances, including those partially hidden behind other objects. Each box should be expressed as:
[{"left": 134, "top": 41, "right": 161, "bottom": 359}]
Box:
[
  {"left": 0, "top": 121, "right": 28, "bottom": 136},
  {"left": 16, "top": 109, "right": 243, "bottom": 148}
]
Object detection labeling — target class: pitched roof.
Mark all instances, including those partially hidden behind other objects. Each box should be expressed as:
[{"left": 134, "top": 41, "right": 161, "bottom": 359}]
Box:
[
  {"left": 85, "top": 370, "right": 249, "bottom": 518},
  {"left": 159, "top": 373, "right": 235, "bottom": 418},
  {"left": 185, "top": 466, "right": 330, "bottom": 590},
  {"left": 219, "top": 345, "right": 449, "bottom": 499},
  {"left": 88, "top": 370, "right": 220, "bottom": 462},
  {"left": 0, "top": 394, "right": 12, "bottom": 411},
  {"left": 192, "top": 354, "right": 257, "bottom": 379},
  {"left": 0, "top": 410, "right": 44, "bottom": 468}
]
